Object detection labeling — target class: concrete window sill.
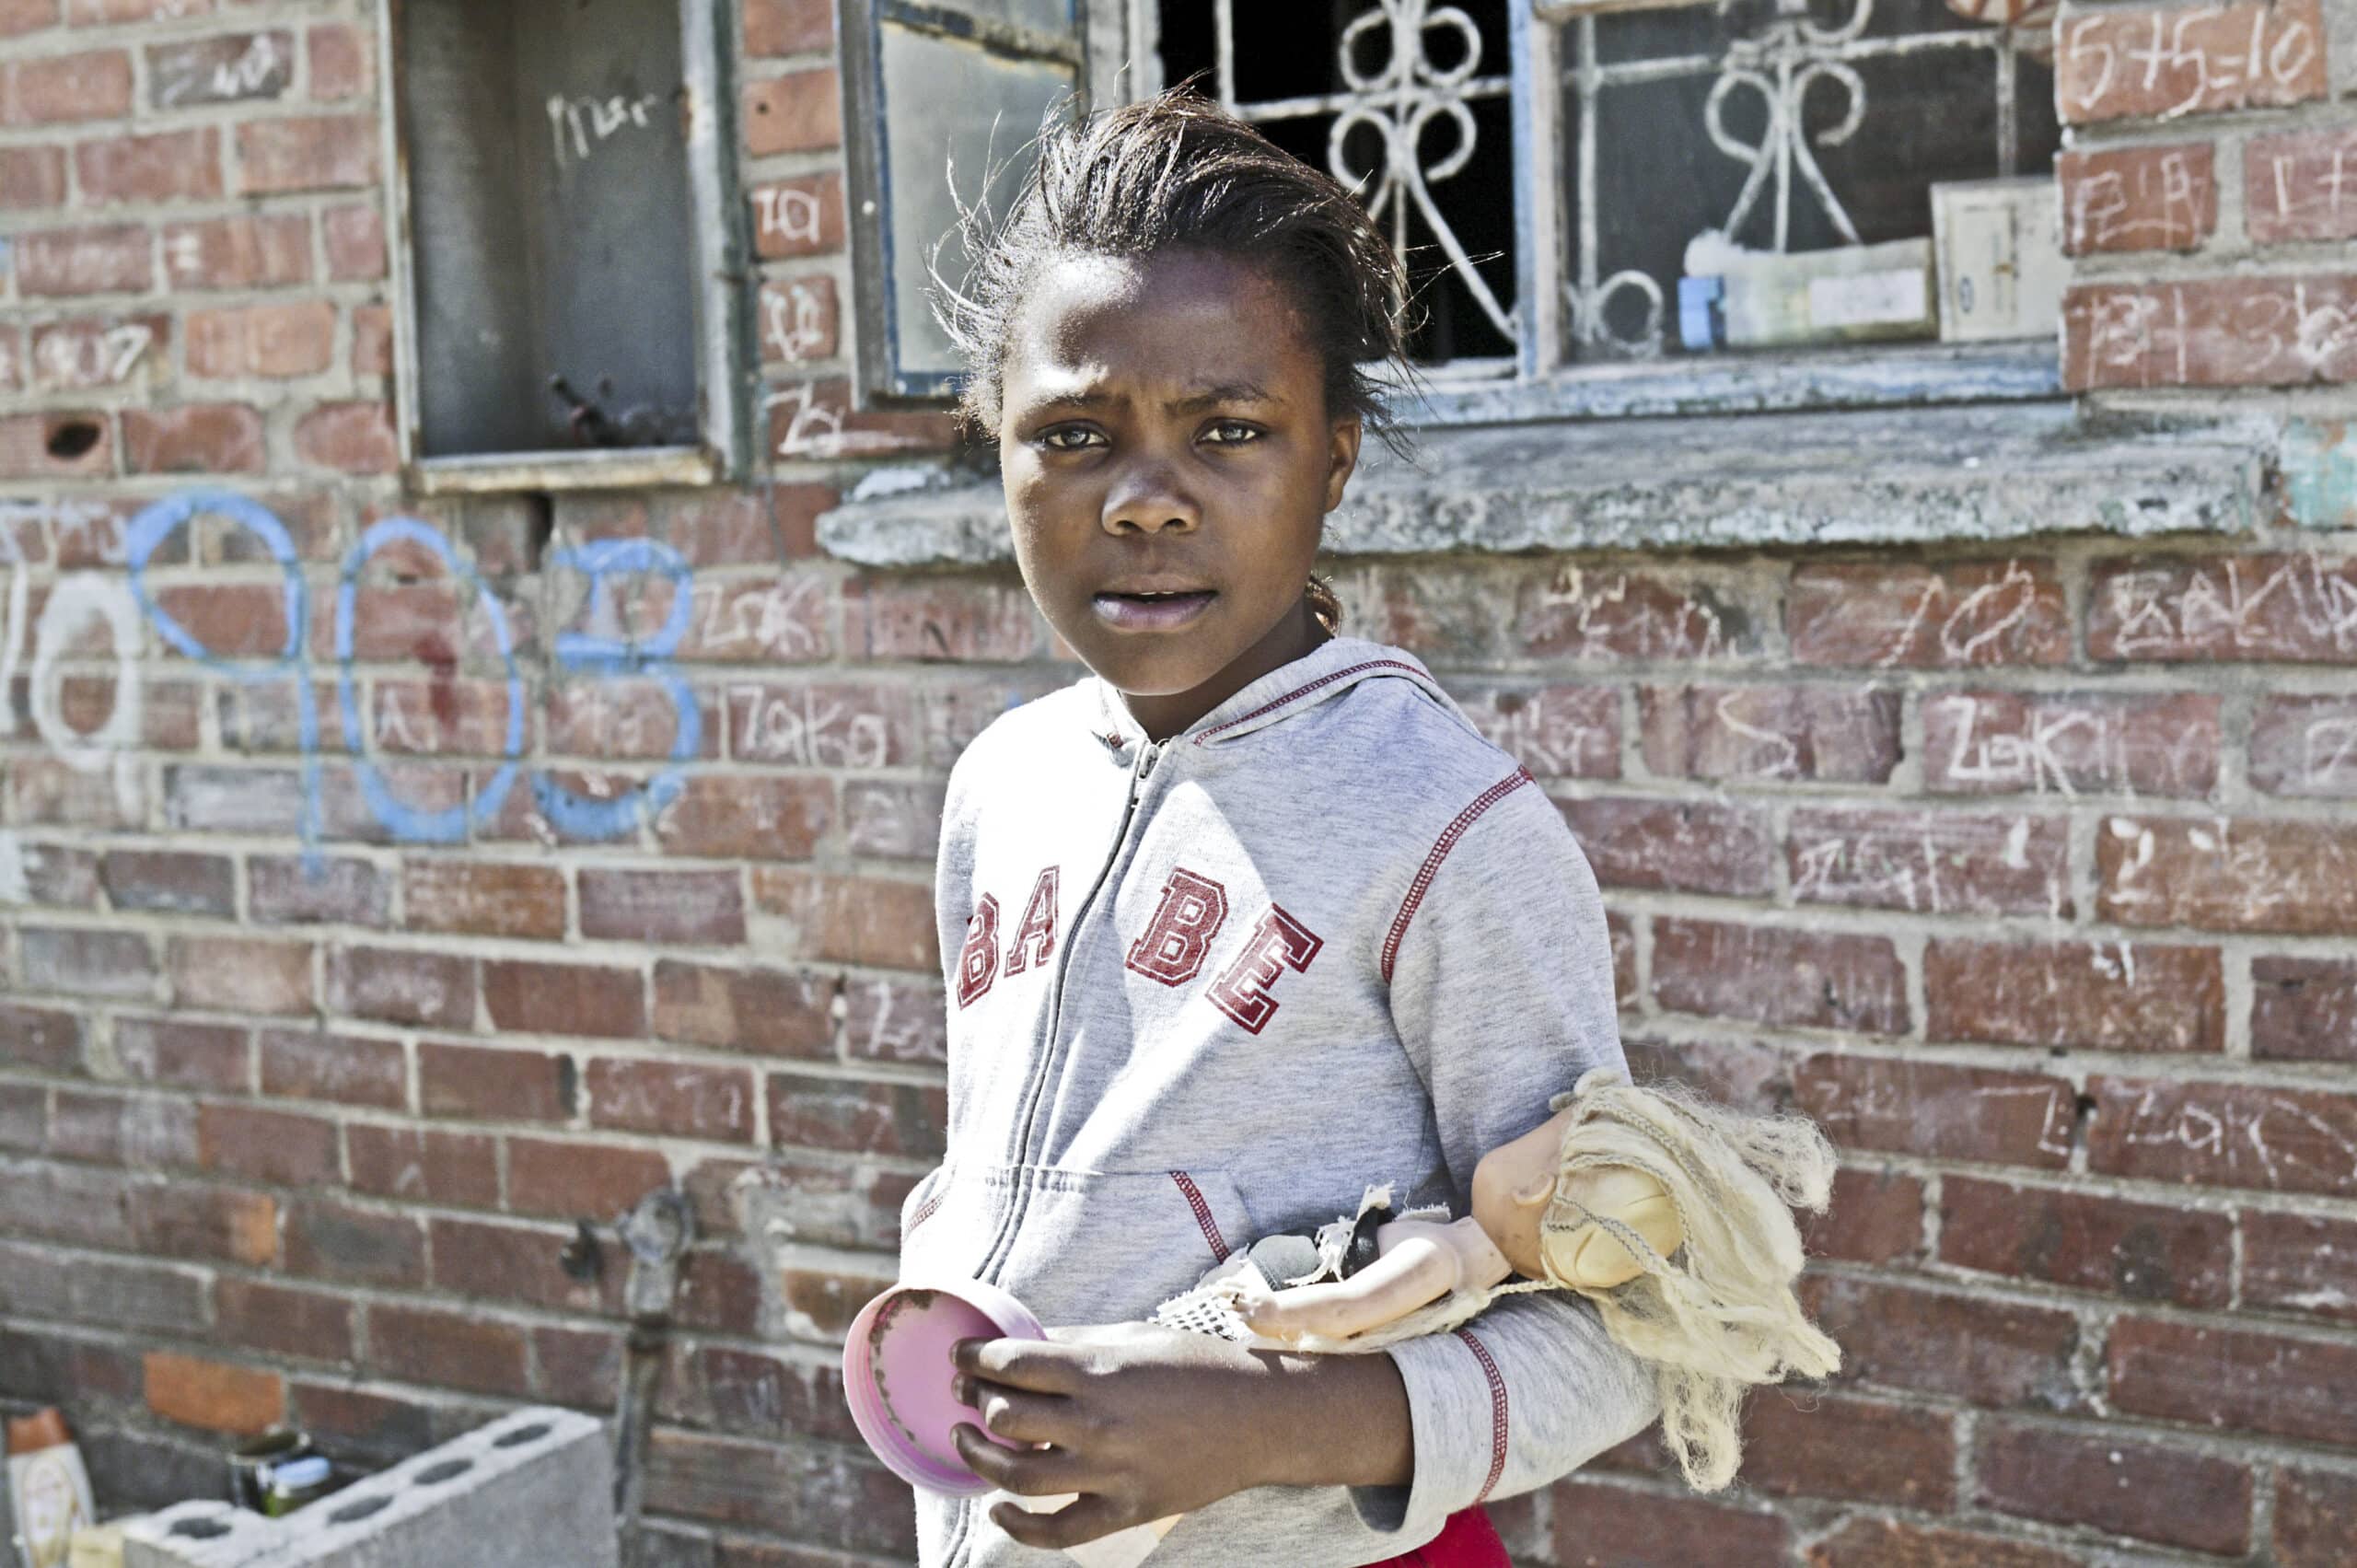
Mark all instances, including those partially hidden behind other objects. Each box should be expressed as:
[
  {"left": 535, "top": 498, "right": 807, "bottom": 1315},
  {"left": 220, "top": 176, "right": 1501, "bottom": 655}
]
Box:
[{"left": 815, "top": 403, "right": 2274, "bottom": 569}]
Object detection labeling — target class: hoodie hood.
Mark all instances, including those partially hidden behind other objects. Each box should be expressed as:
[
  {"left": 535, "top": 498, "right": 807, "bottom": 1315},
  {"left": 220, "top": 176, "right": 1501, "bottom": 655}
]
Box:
[{"left": 1087, "top": 635, "right": 1458, "bottom": 753}]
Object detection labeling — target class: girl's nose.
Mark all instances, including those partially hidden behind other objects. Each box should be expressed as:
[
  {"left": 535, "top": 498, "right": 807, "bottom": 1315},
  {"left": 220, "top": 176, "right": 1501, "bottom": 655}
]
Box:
[{"left": 1101, "top": 461, "right": 1202, "bottom": 535}]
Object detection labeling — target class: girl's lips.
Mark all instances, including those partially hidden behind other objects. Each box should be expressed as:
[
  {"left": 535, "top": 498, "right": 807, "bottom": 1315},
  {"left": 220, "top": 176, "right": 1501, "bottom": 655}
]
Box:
[{"left": 1091, "top": 589, "right": 1217, "bottom": 631}]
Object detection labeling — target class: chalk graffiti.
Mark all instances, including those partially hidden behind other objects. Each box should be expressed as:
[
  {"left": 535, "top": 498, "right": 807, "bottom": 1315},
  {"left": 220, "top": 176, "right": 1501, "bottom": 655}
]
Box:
[
  {"left": 753, "top": 185, "right": 823, "bottom": 248},
  {"left": 547, "top": 92, "right": 666, "bottom": 168},
  {"left": 763, "top": 281, "right": 831, "bottom": 363}
]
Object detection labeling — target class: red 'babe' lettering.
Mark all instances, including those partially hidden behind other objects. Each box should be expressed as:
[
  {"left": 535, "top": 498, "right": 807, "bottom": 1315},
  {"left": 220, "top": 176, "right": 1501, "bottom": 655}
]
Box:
[
  {"left": 1206, "top": 904, "right": 1323, "bottom": 1033},
  {"left": 1004, "top": 867, "right": 1060, "bottom": 975},
  {"left": 1124, "top": 868, "right": 1228, "bottom": 986},
  {"left": 956, "top": 894, "right": 1000, "bottom": 1007}
]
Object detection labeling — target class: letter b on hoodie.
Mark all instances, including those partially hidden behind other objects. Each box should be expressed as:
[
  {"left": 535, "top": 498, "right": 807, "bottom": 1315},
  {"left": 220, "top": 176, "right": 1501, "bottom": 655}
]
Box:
[{"left": 1125, "top": 868, "right": 1228, "bottom": 986}]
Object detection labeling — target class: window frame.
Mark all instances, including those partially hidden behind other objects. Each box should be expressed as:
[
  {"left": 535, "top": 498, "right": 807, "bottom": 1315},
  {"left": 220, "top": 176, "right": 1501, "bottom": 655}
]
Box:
[{"left": 375, "top": 0, "right": 752, "bottom": 495}]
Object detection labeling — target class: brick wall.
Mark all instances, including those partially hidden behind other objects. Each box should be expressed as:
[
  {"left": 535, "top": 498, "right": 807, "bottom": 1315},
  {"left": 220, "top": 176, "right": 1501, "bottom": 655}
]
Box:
[{"left": 1, "top": 0, "right": 2353, "bottom": 1564}]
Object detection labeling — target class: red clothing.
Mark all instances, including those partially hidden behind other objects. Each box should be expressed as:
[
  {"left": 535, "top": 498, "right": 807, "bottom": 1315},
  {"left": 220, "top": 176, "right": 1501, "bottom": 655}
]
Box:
[{"left": 1364, "top": 1508, "right": 1508, "bottom": 1568}]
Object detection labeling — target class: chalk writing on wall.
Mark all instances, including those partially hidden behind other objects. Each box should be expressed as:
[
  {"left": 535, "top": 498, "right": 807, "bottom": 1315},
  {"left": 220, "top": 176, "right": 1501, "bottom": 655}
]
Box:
[{"left": 547, "top": 92, "right": 667, "bottom": 168}]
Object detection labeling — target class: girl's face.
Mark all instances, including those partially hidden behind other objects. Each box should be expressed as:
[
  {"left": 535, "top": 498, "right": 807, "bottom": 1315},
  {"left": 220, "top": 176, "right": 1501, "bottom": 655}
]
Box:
[{"left": 997, "top": 248, "right": 1362, "bottom": 740}]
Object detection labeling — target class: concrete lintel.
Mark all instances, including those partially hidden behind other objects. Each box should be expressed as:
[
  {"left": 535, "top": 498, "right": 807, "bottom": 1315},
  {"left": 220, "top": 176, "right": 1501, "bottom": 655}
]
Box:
[{"left": 816, "top": 404, "right": 2274, "bottom": 568}]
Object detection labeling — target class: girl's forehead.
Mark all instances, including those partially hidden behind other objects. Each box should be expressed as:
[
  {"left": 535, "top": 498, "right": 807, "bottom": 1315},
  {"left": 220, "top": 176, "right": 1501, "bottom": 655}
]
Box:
[{"left": 1005, "top": 250, "right": 1316, "bottom": 388}]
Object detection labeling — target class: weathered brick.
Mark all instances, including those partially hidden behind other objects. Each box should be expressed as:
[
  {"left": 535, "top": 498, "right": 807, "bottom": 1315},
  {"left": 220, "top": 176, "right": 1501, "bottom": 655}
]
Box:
[
  {"left": 165, "top": 213, "right": 310, "bottom": 291},
  {"left": 147, "top": 30, "right": 290, "bottom": 108},
  {"left": 321, "top": 203, "right": 384, "bottom": 281},
  {"left": 4, "top": 842, "right": 96, "bottom": 907},
  {"left": 122, "top": 402, "right": 264, "bottom": 475},
  {"left": 1795, "top": 1055, "right": 2073, "bottom": 1169},
  {"left": 652, "top": 961, "right": 831, "bottom": 1059},
  {"left": 402, "top": 858, "right": 566, "bottom": 940},
  {"left": 0, "top": 1240, "right": 205, "bottom": 1333},
  {"left": 115, "top": 1016, "right": 248, "bottom": 1093},
  {"left": 642, "top": 1427, "right": 917, "bottom": 1556},
  {"left": 1975, "top": 1420, "right": 2249, "bottom": 1554},
  {"left": 418, "top": 1040, "right": 574, "bottom": 1122},
  {"left": 749, "top": 172, "right": 844, "bottom": 259},
  {"left": 15, "top": 223, "right": 149, "bottom": 296},
  {"left": 1924, "top": 937, "right": 2222, "bottom": 1051},
  {"left": 258, "top": 1028, "right": 403, "bottom": 1109},
  {"left": 842, "top": 974, "right": 948, "bottom": 1067},
  {"left": 1508, "top": 564, "right": 1760, "bottom": 663},
  {"left": 168, "top": 935, "right": 315, "bottom": 1017},
  {"left": 672, "top": 571, "right": 833, "bottom": 662},
  {"left": 1738, "top": 1391, "right": 1953, "bottom": 1510},
  {"left": 1791, "top": 808, "right": 2069, "bottom": 917},
  {"left": 2243, "top": 1210, "right": 2357, "bottom": 1323},
  {"left": 127, "top": 1182, "right": 274, "bottom": 1268},
  {"left": 2247, "top": 127, "right": 2357, "bottom": 247},
  {"left": 185, "top": 299, "right": 335, "bottom": 379},
  {"left": 767, "top": 1073, "right": 945, "bottom": 1158},
  {"left": 757, "top": 273, "right": 838, "bottom": 364},
  {"left": 578, "top": 867, "right": 745, "bottom": 945},
  {"left": 2252, "top": 955, "right": 2357, "bottom": 1063},
  {"left": 1805, "top": 1166, "right": 1922, "bottom": 1265},
  {"left": 2088, "top": 1075, "right": 2357, "bottom": 1197},
  {"left": 2058, "top": 143, "right": 2216, "bottom": 253},
  {"left": 482, "top": 958, "right": 645, "bottom": 1039},
  {"left": 1790, "top": 560, "right": 2069, "bottom": 668},
  {"left": 1652, "top": 920, "right": 1907, "bottom": 1036},
  {"left": 213, "top": 1278, "right": 354, "bottom": 1364},
  {"left": 1544, "top": 1480, "right": 1785, "bottom": 1568},
  {"left": 197, "top": 1103, "right": 339, "bottom": 1186},
  {"left": 1807, "top": 1275, "right": 2081, "bottom": 1411},
  {"left": 1641, "top": 683, "right": 1900, "bottom": 784},
  {"left": 2067, "top": 276, "right": 2357, "bottom": 389},
  {"left": 27, "top": 312, "right": 168, "bottom": 392},
  {"left": 844, "top": 576, "right": 1040, "bottom": 663},
  {"left": 293, "top": 400, "right": 399, "bottom": 472},
  {"left": 2056, "top": 0, "right": 2327, "bottom": 122},
  {"left": 2278, "top": 1466, "right": 2357, "bottom": 1568},
  {"left": 750, "top": 868, "right": 938, "bottom": 971},
  {"left": 1, "top": 47, "right": 131, "bottom": 123},
  {"left": 744, "top": 0, "right": 830, "bottom": 54},
  {"left": 2108, "top": 1315, "right": 2357, "bottom": 1447},
  {"left": 2251, "top": 693, "right": 2357, "bottom": 797},
  {"left": 587, "top": 1058, "right": 758, "bottom": 1143},
  {"left": 235, "top": 113, "right": 377, "bottom": 193},
  {"left": 74, "top": 127, "right": 221, "bottom": 203},
  {"left": 284, "top": 1194, "right": 424, "bottom": 1286},
  {"left": 840, "top": 780, "right": 942, "bottom": 862},
  {"left": 144, "top": 1352, "right": 283, "bottom": 1436},
  {"left": 344, "top": 1124, "right": 498, "bottom": 1208},
  {"left": 1923, "top": 689, "right": 2219, "bottom": 797},
  {"left": 2099, "top": 814, "right": 2357, "bottom": 934},
  {"left": 325, "top": 945, "right": 474, "bottom": 1029},
  {"left": 100, "top": 850, "right": 232, "bottom": 916},
  {"left": 1555, "top": 797, "right": 1774, "bottom": 897},
  {"left": 742, "top": 67, "right": 839, "bottom": 156},
  {"left": 429, "top": 1214, "right": 621, "bottom": 1313},
  {"left": 20, "top": 925, "right": 155, "bottom": 1000},
  {"left": 366, "top": 1303, "right": 528, "bottom": 1397},
  {"left": 1939, "top": 1175, "right": 2231, "bottom": 1307},
  {"left": 505, "top": 1136, "right": 673, "bottom": 1220},
  {"left": 48, "top": 1087, "right": 197, "bottom": 1169},
  {"left": 306, "top": 22, "right": 368, "bottom": 99},
  {"left": 0, "top": 1002, "right": 82, "bottom": 1071},
  {"left": 1806, "top": 1519, "right": 2077, "bottom": 1568},
  {"left": 351, "top": 303, "right": 390, "bottom": 377},
  {"left": 725, "top": 679, "right": 918, "bottom": 766},
  {"left": 248, "top": 855, "right": 389, "bottom": 927}
]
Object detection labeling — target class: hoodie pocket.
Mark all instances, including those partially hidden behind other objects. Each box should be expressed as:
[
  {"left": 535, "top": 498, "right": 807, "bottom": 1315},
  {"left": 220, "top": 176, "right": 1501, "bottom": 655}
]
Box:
[{"left": 990, "top": 1166, "right": 1258, "bottom": 1329}]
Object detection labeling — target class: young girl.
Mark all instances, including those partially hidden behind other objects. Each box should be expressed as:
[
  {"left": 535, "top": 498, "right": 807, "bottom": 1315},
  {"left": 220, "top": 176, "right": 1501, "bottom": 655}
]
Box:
[{"left": 903, "top": 93, "right": 1657, "bottom": 1567}]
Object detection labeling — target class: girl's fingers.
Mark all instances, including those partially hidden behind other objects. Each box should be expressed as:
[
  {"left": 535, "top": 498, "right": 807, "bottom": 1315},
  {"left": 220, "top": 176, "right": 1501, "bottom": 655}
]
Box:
[
  {"left": 990, "top": 1493, "right": 1131, "bottom": 1551},
  {"left": 951, "top": 1423, "right": 1088, "bottom": 1496},
  {"left": 970, "top": 1384, "right": 1075, "bottom": 1447},
  {"left": 953, "top": 1336, "right": 1084, "bottom": 1394}
]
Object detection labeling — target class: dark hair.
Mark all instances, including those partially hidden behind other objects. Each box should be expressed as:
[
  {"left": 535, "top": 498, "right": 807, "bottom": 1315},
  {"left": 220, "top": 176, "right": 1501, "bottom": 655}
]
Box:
[{"left": 935, "top": 89, "right": 1411, "bottom": 455}]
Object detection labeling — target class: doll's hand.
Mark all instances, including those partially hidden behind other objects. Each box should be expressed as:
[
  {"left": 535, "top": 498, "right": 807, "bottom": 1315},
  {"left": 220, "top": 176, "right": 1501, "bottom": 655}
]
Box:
[{"left": 949, "top": 1321, "right": 1411, "bottom": 1550}]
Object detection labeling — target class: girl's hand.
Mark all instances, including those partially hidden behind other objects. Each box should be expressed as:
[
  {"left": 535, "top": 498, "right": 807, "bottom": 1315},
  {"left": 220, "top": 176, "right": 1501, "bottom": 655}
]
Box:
[{"left": 949, "top": 1321, "right": 1412, "bottom": 1550}]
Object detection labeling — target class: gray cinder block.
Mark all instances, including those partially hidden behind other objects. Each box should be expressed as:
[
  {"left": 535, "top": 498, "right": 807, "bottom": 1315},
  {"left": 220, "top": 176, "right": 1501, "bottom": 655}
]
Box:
[{"left": 122, "top": 1409, "right": 616, "bottom": 1568}]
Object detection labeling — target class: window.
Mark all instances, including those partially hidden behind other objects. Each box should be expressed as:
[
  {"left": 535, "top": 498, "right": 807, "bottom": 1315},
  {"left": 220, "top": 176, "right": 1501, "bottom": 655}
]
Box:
[{"left": 382, "top": 0, "right": 748, "bottom": 491}]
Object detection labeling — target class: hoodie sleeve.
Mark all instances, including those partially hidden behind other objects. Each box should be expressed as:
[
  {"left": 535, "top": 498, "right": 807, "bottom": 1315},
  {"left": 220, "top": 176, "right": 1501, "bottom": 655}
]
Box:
[{"left": 1356, "top": 771, "right": 1661, "bottom": 1536}]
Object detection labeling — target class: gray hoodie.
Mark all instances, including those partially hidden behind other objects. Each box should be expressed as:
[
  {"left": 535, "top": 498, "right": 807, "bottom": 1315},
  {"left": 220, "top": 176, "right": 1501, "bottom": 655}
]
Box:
[{"left": 911, "top": 636, "right": 1661, "bottom": 1567}]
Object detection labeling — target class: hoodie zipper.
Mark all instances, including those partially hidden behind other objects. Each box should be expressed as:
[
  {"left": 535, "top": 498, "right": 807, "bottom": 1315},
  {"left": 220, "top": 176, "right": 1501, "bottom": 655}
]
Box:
[{"left": 974, "top": 738, "right": 1163, "bottom": 1286}]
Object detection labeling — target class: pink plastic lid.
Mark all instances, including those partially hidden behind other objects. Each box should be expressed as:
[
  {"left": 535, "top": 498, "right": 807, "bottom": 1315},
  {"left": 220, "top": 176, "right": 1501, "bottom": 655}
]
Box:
[{"left": 842, "top": 1274, "right": 1045, "bottom": 1496}]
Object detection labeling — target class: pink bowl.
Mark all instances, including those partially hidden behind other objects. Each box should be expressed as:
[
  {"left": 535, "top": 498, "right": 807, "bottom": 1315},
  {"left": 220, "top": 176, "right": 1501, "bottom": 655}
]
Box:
[{"left": 842, "top": 1274, "right": 1045, "bottom": 1496}]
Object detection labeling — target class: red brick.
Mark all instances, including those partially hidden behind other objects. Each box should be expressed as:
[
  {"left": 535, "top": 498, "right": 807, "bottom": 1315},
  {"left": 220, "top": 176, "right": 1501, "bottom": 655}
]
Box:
[
  {"left": 48, "top": 1087, "right": 197, "bottom": 1168},
  {"left": 749, "top": 173, "right": 844, "bottom": 258},
  {"left": 1791, "top": 560, "right": 2069, "bottom": 668},
  {"left": 533, "top": 1325, "right": 621, "bottom": 1407},
  {"left": 2108, "top": 1315, "right": 2357, "bottom": 1446},
  {"left": 1, "top": 47, "right": 131, "bottom": 124},
  {"left": 482, "top": 958, "right": 646, "bottom": 1040},
  {"left": 843, "top": 575, "right": 1039, "bottom": 663},
  {"left": 1791, "top": 808, "right": 2069, "bottom": 917},
  {"left": 2066, "top": 275, "right": 2357, "bottom": 389},
  {"left": 0, "top": 145, "right": 65, "bottom": 208},
  {"left": 2099, "top": 814, "right": 2357, "bottom": 934},
  {"left": 642, "top": 1427, "right": 917, "bottom": 1556},
  {"left": 1794, "top": 1055, "right": 2073, "bottom": 1169},
  {"left": 147, "top": 30, "right": 289, "bottom": 108},
  {"left": 20, "top": 925, "right": 155, "bottom": 999},
  {"left": 6, "top": 841, "right": 98, "bottom": 909},
  {"left": 15, "top": 223, "right": 149, "bottom": 296},
  {"left": 1450, "top": 685, "right": 1620, "bottom": 780},
  {"left": 1805, "top": 1166, "right": 1922, "bottom": 1264},
  {"left": 2057, "top": 0, "right": 2327, "bottom": 123},
  {"left": 743, "top": 67, "right": 839, "bottom": 156},
  {"left": 278, "top": 1194, "right": 423, "bottom": 1288},
  {"left": 1555, "top": 797, "right": 1772, "bottom": 897},
  {"left": 1924, "top": 937, "right": 2223, "bottom": 1051},
  {"left": 1509, "top": 564, "right": 1761, "bottom": 663},
  {"left": 1939, "top": 1175, "right": 2231, "bottom": 1307},
  {"left": 418, "top": 1040, "right": 574, "bottom": 1122},
  {"left": 538, "top": 676, "right": 714, "bottom": 761},
  {"left": 2059, "top": 143, "right": 2216, "bottom": 253},
  {"left": 77, "top": 128, "right": 223, "bottom": 206},
  {"left": 2247, "top": 127, "right": 2357, "bottom": 246},
  {"left": 0, "top": 1002, "right": 82, "bottom": 1071},
  {"left": 1546, "top": 1479, "right": 1785, "bottom": 1567},
  {"left": 306, "top": 22, "right": 367, "bottom": 99},
  {"left": 185, "top": 299, "right": 334, "bottom": 379},
  {"left": 213, "top": 1279, "right": 354, "bottom": 1364},
  {"left": 148, "top": 582, "right": 290, "bottom": 657},
  {"left": 293, "top": 400, "right": 398, "bottom": 473},
  {"left": 652, "top": 961, "right": 831, "bottom": 1058},
  {"left": 401, "top": 859, "right": 566, "bottom": 940},
  {"left": 2243, "top": 1210, "right": 2357, "bottom": 1323},
  {"left": 144, "top": 1352, "right": 283, "bottom": 1436},
  {"left": 122, "top": 403, "right": 264, "bottom": 475},
  {"left": 114, "top": 1016, "right": 247, "bottom": 1093},
  {"left": 724, "top": 679, "right": 919, "bottom": 766},
  {"left": 744, "top": 0, "right": 830, "bottom": 54},
  {"left": 842, "top": 780, "right": 942, "bottom": 862},
  {"left": 1976, "top": 1420, "right": 2249, "bottom": 1553},
  {"left": 2278, "top": 1466, "right": 2357, "bottom": 1568},
  {"left": 842, "top": 974, "right": 948, "bottom": 1067},
  {"left": 767, "top": 1072, "right": 945, "bottom": 1158},
  {"left": 0, "top": 412, "right": 110, "bottom": 480},
  {"left": 587, "top": 1058, "right": 758, "bottom": 1143},
  {"left": 351, "top": 303, "right": 390, "bottom": 377},
  {"left": 345, "top": 1124, "right": 497, "bottom": 1208},
  {"left": 101, "top": 849, "right": 232, "bottom": 916},
  {"left": 1652, "top": 919, "right": 1907, "bottom": 1035},
  {"left": 128, "top": 1182, "right": 275, "bottom": 1268},
  {"left": 749, "top": 869, "right": 938, "bottom": 971},
  {"left": 326, "top": 945, "right": 474, "bottom": 1029},
  {"left": 321, "top": 203, "right": 384, "bottom": 281},
  {"left": 2251, "top": 693, "right": 2357, "bottom": 796},
  {"left": 2252, "top": 955, "right": 2357, "bottom": 1063},
  {"left": 1806, "top": 1519, "right": 2077, "bottom": 1568},
  {"left": 367, "top": 1303, "right": 528, "bottom": 1397},
  {"left": 168, "top": 935, "right": 315, "bottom": 1016},
  {"left": 248, "top": 855, "right": 389, "bottom": 927},
  {"left": 772, "top": 1261, "right": 879, "bottom": 1338},
  {"left": 196, "top": 1102, "right": 337, "bottom": 1186},
  {"left": 258, "top": 1028, "right": 403, "bottom": 1109},
  {"left": 429, "top": 1215, "right": 621, "bottom": 1313},
  {"left": 1641, "top": 683, "right": 1899, "bottom": 783},
  {"left": 505, "top": 1136, "right": 673, "bottom": 1220},
  {"left": 165, "top": 213, "right": 310, "bottom": 290},
  {"left": 579, "top": 866, "right": 745, "bottom": 945},
  {"left": 757, "top": 273, "right": 839, "bottom": 365},
  {"left": 1738, "top": 1391, "right": 1953, "bottom": 1509},
  {"left": 644, "top": 776, "right": 829, "bottom": 865},
  {"left": 0, "top": 1086, "right": 42, "bottom": 1152},
  {"left": 26, "top": 312, "right": 168, "bottom": 392},
  {"left": 0, "top": 0, "right": 48, "bottom": 35},
  {"left": 671, "top": 572, "right": 832, "bottom": 662},
  {"left": 235, "top": 113, "right": 376, "bottom": 194},
  {"left": 1807, "top": 1275, "right": 2082, "bottom": 1410},
  {"left": 2088, "top": 1075, "right": 2357, "bottom": 1197},
  {"left": 1923, "top": 689, "right": 2220, "bottom": 797}
]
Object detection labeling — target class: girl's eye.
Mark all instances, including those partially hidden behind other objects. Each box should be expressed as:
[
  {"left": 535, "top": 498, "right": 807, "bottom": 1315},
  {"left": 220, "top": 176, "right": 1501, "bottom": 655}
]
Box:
[
  {"left": 1202, "top": 421, "right": 1262, "bottom": 446},
  {"left": 1039, "top": 426, "right": 1105, "bottom": 452}
]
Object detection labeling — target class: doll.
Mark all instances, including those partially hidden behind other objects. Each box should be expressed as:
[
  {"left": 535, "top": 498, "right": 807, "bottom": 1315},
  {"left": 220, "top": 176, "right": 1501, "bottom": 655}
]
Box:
[{"left": 1154, "top": 1067, "right": 1841, "bottom": 1493}]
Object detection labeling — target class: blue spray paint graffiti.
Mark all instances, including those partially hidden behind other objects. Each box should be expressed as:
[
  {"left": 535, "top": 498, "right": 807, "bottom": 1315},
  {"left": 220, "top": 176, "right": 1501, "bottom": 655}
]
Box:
[{"left": 532, "top": 539, "right": 701, "bottom": 840}]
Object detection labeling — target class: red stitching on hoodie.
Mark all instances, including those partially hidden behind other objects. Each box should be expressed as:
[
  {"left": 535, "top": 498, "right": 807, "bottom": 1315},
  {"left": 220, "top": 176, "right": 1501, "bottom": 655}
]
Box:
[
  {"left": 1169, "top": 1171, "right": 1229, "bottom": 1262},
  {"left": 1456, "top": 1328, "right": 1509, "bottom": 1504},
  {"left": 905, "top": 1190, "right": 945, "bottom": 1238},
  {"left": 1380, "top": 768, "right": 1536, "bottom": 981},
  {"left": 1191, "top": 660, "right": 1425, "bottom": 744}
]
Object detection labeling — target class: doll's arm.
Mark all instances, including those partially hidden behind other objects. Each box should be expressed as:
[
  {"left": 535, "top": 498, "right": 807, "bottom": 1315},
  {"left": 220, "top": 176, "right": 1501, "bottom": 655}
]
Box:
[{"left": 1242, "top": 1217, "right": 1510, "bottom": 1342}]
